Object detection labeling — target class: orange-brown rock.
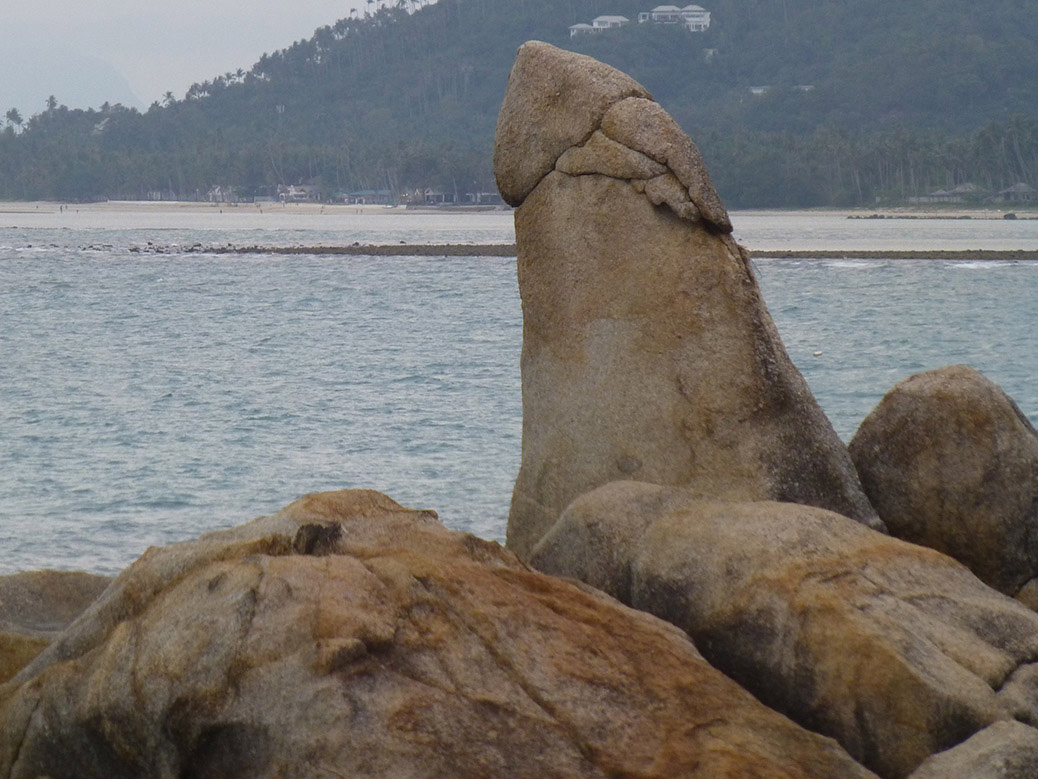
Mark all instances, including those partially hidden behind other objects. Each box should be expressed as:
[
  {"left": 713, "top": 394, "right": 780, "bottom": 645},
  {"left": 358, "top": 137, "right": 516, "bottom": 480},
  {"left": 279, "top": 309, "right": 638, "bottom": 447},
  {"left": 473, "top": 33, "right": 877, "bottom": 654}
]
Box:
[
  {"left": 850, "top": 365, "right": 1038, "bottom": 599},
  {"left": 494, "top": 42, "right": 879, "bottom": 559},
  {"left": 0, "top": 489, "right": 875, "bottom": 779},
  {"left": 531, "top": 482, "right": 1038, "bottom": 778}
]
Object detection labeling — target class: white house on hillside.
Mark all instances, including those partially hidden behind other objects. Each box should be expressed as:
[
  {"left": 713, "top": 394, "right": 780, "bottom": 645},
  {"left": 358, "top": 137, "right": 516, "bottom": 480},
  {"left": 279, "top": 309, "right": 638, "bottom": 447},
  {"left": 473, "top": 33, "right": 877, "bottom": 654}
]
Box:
[
  {"left": 593, "top": 14, "right": 630, "bottom": 29},
  {"left": 638, "top": 4, "right": 711, "bottom": 32},
  {"left": 570, "top": 15, "right": 630, "bottom": 37},
  {"left": 570, "top": 7, "right": 709, "bottom": 37}
]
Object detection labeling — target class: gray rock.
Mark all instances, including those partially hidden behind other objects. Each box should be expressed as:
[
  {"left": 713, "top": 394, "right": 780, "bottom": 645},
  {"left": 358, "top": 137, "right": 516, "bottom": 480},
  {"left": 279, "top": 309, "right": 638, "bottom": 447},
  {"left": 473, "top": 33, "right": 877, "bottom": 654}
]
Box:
[
  {"left": 0, "top": 569, "right": 112, "bottom": 640},
  {"left": 497, "top": 43, "right": 879, "bottom": 559},
  {"left": 641, "top": 172, "right": 702, "bottom": 221},
  {"left": 0, "top": 490, "right": 878, "bottom": 779},
  {"left": 908, "top": 721, "right": 1038, "bottom": 779},
  {"left": 555, "top": 130, "right": 667, "bottom": 180},
  {"left": 532, "top": 482, "right": 1038, "bottom": 778},
  {"left": 850, "top": 365, "right": 1038, "bottom": 598},
  {"left": 493, "top": 41, "right": 651, "bottom": 207},
  {"left": 601, "top": 96, "right": 730, "bottom": 230}
]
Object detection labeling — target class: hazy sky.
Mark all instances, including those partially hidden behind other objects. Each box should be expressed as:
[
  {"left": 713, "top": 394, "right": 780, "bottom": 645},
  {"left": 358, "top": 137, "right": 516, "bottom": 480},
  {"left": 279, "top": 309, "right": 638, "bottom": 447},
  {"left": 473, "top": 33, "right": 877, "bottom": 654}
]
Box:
[{"left": 1, "top": 0, "right": 402, "bottom": 114}]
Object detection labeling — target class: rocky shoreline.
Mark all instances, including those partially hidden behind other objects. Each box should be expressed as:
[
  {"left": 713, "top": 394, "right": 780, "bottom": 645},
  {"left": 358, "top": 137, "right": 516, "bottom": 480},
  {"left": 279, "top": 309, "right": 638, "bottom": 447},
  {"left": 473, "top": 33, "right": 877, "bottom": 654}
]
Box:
[{"left": 3, "top": 42, "right": 1038, "bottom": 779}]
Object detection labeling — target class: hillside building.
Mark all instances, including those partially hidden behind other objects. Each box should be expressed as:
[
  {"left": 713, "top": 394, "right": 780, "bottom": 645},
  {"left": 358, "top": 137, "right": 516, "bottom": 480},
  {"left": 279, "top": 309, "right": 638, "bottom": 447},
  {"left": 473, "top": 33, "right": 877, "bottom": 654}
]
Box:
[
  {"left": 570, "top": 6, "right": 711, "bottom": 37},
  {"left": 997, "top": 183, "right": 1037, "bottom": 202},
  {"left": 570, "top": 15, "right": 631, "bottom": 37},
  {"left": 638, "top": 5, "right": 712, "bottom": 32}
]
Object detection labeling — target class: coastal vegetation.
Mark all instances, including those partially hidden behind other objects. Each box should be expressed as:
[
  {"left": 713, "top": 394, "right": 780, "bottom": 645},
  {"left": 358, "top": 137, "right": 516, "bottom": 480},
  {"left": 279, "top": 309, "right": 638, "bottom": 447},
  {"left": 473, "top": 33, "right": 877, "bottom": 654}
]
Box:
[{"left": 0, "top": 0, "right": 1036, "bottom": 208}]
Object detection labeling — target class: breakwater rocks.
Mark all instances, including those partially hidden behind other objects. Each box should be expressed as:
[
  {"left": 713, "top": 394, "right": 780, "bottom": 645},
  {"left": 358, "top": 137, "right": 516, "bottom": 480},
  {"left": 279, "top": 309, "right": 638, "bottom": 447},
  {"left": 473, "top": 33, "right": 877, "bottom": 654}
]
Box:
[
  {"left": 128, "top": 242, "right": 521, "bottom": 257},
  {"left": 754, "top": 249, "right": 1038, "bottom": 260},
  {"left": 4, "top": 42, "right": 1038, "bottom": 779},
  {"left": 79, "top": 243, "right": 1038, "bottom": 260},
  {"left": 0, "top": 490, "right": 874, "bottom": 779}
]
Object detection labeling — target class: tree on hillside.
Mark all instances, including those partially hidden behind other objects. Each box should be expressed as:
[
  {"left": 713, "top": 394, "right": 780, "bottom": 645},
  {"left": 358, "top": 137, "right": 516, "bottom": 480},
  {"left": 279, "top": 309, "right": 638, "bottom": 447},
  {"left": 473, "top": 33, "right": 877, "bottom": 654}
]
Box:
[{"left": 0, "top": 0, "right": 1034, "bottom": 206}]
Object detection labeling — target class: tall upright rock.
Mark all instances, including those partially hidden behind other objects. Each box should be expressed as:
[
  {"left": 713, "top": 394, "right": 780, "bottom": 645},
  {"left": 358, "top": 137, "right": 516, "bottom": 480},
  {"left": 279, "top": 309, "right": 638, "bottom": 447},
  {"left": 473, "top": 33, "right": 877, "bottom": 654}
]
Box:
[{"left": 494, "top": 41, "right": 879, "bottom": 559}]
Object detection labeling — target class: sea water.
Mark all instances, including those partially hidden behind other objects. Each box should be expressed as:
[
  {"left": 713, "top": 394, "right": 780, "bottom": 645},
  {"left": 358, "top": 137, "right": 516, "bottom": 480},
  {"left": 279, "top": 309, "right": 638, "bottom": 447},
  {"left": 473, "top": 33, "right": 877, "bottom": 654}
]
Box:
[{"left": 2, "top": 207, "right": 1037, "bottom": 574}]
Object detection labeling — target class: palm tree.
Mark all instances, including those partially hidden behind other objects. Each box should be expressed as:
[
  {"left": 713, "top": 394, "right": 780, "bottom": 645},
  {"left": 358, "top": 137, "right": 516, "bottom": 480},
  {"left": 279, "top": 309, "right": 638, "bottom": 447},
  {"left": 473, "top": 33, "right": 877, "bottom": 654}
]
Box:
[{"left": 5, "top": 108, "right": 23, "bottom": 129}]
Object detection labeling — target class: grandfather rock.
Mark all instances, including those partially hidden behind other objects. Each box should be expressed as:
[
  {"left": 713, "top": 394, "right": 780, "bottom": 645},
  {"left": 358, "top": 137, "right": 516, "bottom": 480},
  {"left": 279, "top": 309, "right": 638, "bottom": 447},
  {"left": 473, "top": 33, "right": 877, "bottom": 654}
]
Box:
[
  {"left": 495, "top": 42, "right": 878, "bottom": 558},
  {"left": 0, "top": 570, "right": 112, "bottom": 683},
  {"left": 532, "top": 482, "right": 1038, "bottom": 778},
  {"left": 850, "top": 365, "right": 1038, "bottom": 598},
  {"left": 0, "top": 489, "right": 876, "bottom": 779},
  {"left": 907, "top": 721, "right": 1038, "bottom": 779}
]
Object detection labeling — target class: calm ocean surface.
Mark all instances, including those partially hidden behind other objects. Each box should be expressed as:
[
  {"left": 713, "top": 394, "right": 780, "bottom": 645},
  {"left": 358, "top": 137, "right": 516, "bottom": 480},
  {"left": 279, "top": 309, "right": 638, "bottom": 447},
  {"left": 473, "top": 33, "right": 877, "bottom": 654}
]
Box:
[{"left": 2, "top": 205, "right": 1037, "bottom": 574}]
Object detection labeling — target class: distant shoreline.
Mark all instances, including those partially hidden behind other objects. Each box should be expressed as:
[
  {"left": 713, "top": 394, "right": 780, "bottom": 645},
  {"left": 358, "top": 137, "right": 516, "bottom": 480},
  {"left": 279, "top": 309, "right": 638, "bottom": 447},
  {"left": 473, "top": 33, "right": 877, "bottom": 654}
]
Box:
[
  {"left": 195, "top": 244, "right": 1038, "bottom": 261},
  {"left": 1, "top": 200, "right": 1035, "bottom": 220},
  {"left": 0, "top": 200, "right": 507, "bottom": 217}
]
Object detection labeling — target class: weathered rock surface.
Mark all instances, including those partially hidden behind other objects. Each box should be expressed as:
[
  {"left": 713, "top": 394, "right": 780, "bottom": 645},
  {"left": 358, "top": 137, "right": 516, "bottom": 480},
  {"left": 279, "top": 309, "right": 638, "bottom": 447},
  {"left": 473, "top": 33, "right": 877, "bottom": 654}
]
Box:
[
  {"left": 601, "top": 96, "right": 729, "bottom": 228},
  {"left": 907, "top": 721, "right": 1038, "bottom": 779},
  {"left": 0, "top": 570, "right": 112, "bottom": 683},
  {"left": 493, "top": 42, "right": 652, "bottom": 208},
  {"left": 531, "top": 482, "right": 1038, "bottom": 778},
  {"left": 495, "top": 41, "right": 879, "bottom": 558},
  {"left": 850, "top": 365, "right": 1038, "bottom": 598},
  {"left": 0, "top": 489, "right": 876, "bottom": 779}
]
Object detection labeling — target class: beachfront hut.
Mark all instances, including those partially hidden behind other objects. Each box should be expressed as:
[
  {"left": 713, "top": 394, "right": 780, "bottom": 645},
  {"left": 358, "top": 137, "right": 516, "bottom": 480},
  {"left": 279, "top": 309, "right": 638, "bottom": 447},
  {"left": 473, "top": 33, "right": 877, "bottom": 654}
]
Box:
[{"left": 998, "top": 183, "right": 1037, "bottom": 202}]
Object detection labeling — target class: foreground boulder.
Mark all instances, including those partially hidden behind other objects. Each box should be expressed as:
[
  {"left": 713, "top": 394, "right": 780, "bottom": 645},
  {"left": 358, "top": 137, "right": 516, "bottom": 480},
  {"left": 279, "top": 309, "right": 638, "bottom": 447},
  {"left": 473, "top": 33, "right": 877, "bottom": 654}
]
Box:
[
  {"left": 850, "top": 365, "right": 1038, "bottom": 600},
  {"left": 0, "top": 570, "right": 112, "bottom": 683},
  {"left": 494, "top": 41, "right": 878, "bottom": 559},
  {"left": 531, "top": 482, "right": 1038, "bottom": 778},
  {"left": 0, "top": 490, "right": 875, "bottom": 779}
]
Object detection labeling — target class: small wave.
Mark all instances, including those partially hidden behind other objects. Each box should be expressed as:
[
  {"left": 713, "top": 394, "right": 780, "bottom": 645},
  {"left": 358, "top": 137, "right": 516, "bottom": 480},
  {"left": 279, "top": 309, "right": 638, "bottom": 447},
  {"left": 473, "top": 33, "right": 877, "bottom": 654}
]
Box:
[
  {"left": 825, "top": 260, "right": 877, "bottom": 269},
  {"left": 950, "top": 260, "right": 1014, "bottom": 269}
]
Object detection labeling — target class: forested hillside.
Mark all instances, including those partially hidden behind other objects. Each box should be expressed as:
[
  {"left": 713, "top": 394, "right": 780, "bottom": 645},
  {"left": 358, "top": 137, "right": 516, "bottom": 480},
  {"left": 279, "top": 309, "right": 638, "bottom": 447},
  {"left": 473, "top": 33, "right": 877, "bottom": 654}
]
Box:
[{"left": 1, "top": 0, "right": 1036, "bottom": 207}]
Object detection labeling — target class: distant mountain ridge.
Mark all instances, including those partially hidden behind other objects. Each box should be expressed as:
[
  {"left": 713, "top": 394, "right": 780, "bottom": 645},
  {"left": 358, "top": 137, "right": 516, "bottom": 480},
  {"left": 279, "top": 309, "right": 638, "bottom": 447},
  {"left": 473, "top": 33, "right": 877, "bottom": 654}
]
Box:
[
  {"left": 0, "top": 32, "right": 143, "bottom": 113},
  {"left": 1, "top": 0, "right": 1036, "bottom": 207}
]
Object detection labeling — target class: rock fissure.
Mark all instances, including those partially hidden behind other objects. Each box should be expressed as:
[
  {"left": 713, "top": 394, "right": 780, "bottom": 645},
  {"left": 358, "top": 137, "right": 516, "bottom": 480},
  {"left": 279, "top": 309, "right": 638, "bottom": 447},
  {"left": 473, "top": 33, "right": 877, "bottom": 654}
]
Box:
[
  {"left": 224, "top": 567, "right": 263, "bottom": 698},
  {"left": 994, "top": 656, "right": 1038, "bottom": 694},
  {"left": 431, "top": 582, "right": 597, "bottom": 763},
  {"left": 128, "top": 619, "right": 147, "bottom": 710},
  {"left": 6, "top": 694, "right": 43, "bottom": 777}
]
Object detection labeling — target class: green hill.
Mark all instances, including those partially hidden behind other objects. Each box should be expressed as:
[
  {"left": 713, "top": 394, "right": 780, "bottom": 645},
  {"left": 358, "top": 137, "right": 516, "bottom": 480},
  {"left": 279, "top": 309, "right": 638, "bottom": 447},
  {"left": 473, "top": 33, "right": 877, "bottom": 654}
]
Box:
[{"left": 2, "top": 0, "right": 1036, "bottom": 207}]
